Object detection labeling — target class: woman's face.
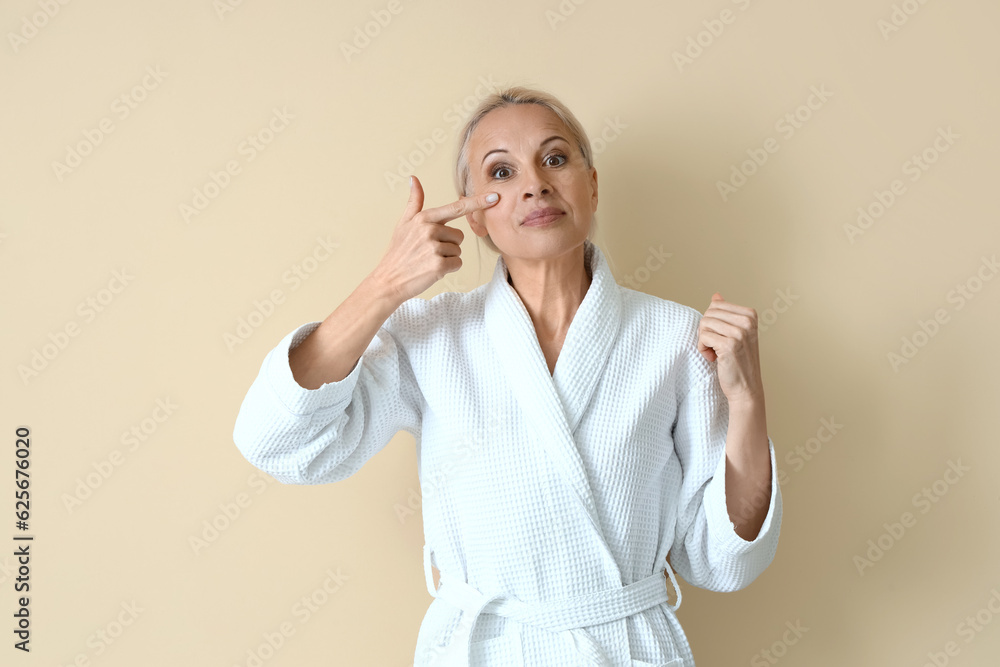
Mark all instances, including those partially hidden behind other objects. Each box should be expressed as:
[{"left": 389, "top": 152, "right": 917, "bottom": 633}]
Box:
[{"left": 464, "top": 104, "right": 598, "bottom": 261}]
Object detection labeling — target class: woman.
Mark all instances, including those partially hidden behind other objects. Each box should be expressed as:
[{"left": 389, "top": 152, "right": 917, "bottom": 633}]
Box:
[{"left": 233, "top": 86, "right": 782, "bottom": 666}]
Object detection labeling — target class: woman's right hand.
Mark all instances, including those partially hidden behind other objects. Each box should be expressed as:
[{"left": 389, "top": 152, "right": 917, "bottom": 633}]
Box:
[{"left": 369, "top": 175, "right": 500, "bottom": 303}]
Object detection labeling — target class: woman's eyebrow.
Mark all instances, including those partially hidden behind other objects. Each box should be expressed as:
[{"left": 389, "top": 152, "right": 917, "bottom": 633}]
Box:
[{"left": 480, "top": 135, "right": 569, "bottom": 166}]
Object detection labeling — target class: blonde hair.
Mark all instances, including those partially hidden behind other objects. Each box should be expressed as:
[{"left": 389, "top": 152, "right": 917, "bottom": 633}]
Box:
[{"left": 453, "top": 85, "right": 599, "bottom": 254}]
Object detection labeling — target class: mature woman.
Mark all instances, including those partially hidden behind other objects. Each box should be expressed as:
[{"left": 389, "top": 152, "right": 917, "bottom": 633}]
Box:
[{"left": 233, "top": 86, "right": 782, "bottom": 666}]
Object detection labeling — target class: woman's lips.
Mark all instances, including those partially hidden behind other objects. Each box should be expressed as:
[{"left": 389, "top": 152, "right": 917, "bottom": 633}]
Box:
[{"left": 521, "top": 208, "right": 565, "bottom": 226}]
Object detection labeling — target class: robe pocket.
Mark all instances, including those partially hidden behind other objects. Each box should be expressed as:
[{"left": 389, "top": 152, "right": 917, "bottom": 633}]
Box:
[
  {"left": 631, "top": 659, "right": 684, "bottom": 666},
  {"left": 469, "top": 630, "right": 524, "bottom": 664}
]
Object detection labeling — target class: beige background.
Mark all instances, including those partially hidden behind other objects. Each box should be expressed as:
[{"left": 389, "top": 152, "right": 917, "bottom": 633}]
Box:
[{"left": 4, "top": 0, "right": 999, "bottom": 664}]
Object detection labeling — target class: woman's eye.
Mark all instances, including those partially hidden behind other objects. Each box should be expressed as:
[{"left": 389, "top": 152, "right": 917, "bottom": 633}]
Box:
[{"left": 490, "top": 154, "right": 567, "bottom": 179}]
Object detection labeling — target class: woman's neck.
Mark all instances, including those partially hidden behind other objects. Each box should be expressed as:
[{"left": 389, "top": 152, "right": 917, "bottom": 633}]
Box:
[{"left": 505, "top": 243, "right": 592, "bottom": 340}]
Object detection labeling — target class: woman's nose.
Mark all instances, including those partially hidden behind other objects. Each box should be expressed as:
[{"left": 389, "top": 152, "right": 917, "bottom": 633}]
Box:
[{"left": 521, "top": 163, "right": 552, "bottom": 198}]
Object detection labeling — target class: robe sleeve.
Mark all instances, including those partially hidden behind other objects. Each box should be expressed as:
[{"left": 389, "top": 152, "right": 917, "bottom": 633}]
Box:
[
  {"left": 667, "top": 369, "right": 782, "bottom": 593},
  {"left": 232, "top": 315, "right": 422, "bottom": 485}
]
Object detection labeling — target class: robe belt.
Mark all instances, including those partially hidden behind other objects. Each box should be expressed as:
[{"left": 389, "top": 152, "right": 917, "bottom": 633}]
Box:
[{"left": 423, "top": 544, "right": 683, "bottom": 666}]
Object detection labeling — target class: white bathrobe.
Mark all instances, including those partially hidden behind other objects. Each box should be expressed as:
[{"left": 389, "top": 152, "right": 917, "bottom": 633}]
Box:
[{"left": 233, "top": 239, "right": 782, "bottom": 666}]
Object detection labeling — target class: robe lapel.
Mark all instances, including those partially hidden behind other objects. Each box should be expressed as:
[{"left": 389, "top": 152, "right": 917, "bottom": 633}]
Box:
[
  {"left": 551, "top": 241, "right": 623, "bottom": 433},
  {"left": 483, "top": 240, "right": 623, "bottom": 550}
]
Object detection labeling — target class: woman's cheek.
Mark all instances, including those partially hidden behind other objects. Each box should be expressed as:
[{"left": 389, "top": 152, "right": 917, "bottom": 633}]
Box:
[
  {"left": 483, "top": 204, "right": 504, "bottom": 228},
  {"left": 487, "top": 189, "right": 513, "bottom": 217}
]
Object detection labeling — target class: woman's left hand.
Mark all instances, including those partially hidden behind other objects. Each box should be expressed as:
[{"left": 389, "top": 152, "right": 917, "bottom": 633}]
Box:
[{"left": 697, "top": 292, "right": 765, "bottom": 407}]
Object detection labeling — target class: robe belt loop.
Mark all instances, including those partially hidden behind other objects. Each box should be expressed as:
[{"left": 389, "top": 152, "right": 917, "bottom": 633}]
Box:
[
  {"left": 423, "top": 543, "right": 438, "bottom": 596},
  {"left": 663, "top": 556, "right": 683, "bottom": 612}
]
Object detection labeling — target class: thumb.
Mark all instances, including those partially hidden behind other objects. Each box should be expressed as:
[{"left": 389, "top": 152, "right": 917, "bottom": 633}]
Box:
[
  {"left": 712, "top": 292, "right": 723, "bottom": 302},
  {"left": 402, "top": 175, "right": 424, "bottom": 220}
]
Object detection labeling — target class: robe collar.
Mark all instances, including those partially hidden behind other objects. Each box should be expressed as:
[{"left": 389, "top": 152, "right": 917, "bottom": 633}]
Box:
[{"left": 484, "top": 239, "right": 623, "bottom": 555}]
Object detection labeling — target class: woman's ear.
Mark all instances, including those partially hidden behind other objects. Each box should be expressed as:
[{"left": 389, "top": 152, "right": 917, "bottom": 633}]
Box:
[
  {"left": 590, "top": 166, "right": 598, "bottom": 212},
  {"left": 466, "top": 210, "right": 488, "bottom": 238}
]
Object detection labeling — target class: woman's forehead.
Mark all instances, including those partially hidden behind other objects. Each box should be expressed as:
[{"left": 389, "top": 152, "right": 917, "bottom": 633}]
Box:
[{"left": 471, "top": 106, "right": 570, "bottom": 153}]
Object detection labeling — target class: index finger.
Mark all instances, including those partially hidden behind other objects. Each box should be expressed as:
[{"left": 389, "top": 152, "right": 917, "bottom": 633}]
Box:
[{"left": 419, "top": 192, "right": 500, "bottom": 224}]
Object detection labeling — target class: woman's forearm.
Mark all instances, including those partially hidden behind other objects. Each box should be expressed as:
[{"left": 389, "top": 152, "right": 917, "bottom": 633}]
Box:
[
  {"left": 723, "top": 397, "right": 772, "bottom": 541},
  {"left": 288, "top": 274, "right": 403, "bottom": 390}
]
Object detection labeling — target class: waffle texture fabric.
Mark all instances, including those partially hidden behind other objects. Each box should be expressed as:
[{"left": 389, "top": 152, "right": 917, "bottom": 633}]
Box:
[{"left": 233, "top": 239, "right": 782, "bottom": 666}]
